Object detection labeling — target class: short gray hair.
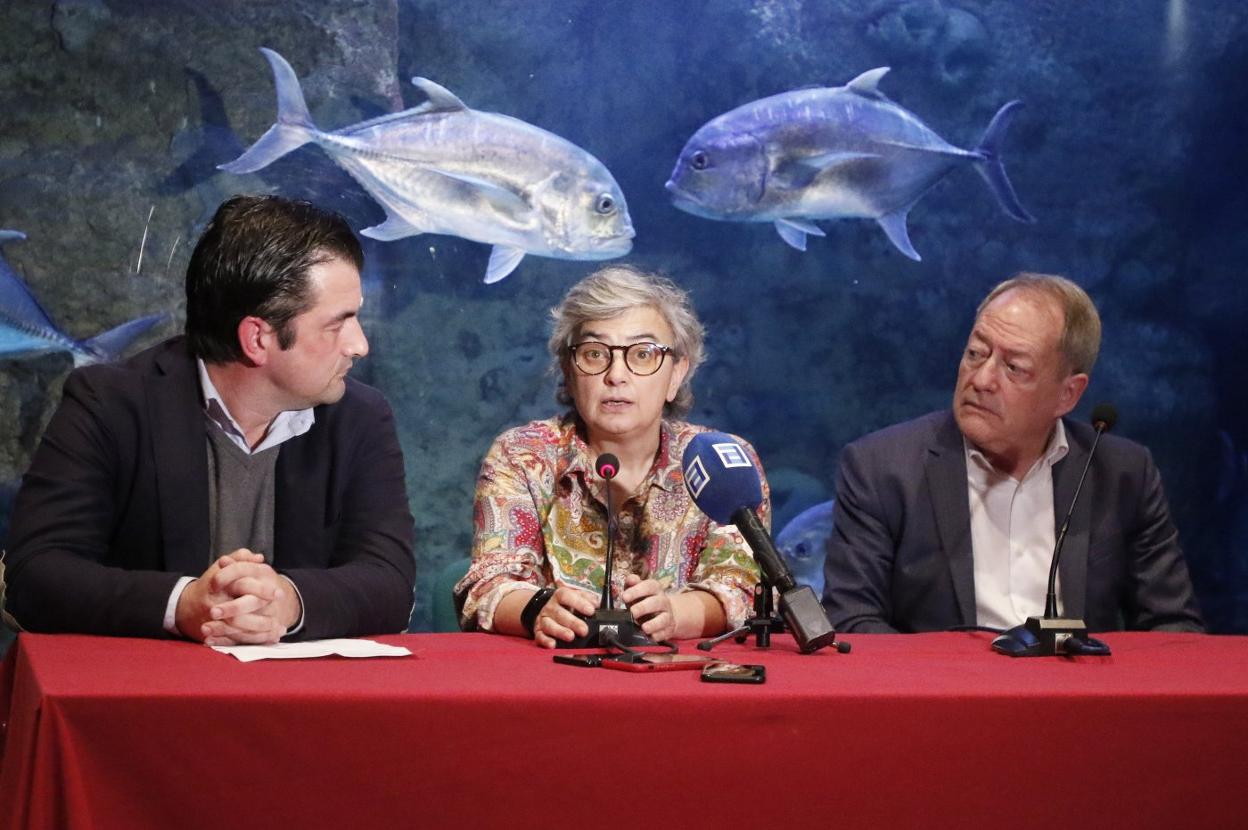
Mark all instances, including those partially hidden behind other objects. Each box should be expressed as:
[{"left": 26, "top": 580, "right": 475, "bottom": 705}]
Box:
[
  {"left": 549, "top": 265, "right": 705, "bottom": 418},
  {"left": 978, "top": 272, "right": 1102, "bottom": 375}
]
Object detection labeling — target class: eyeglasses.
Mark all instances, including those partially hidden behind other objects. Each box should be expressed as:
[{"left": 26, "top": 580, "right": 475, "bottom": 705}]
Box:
[{"left": 569, "top": 341, "right": 674, "bottom": 376}]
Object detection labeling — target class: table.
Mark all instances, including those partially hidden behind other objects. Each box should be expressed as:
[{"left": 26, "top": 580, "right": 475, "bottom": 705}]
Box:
[{"left": 2, "top": 631, "right": 1245, "bottom": 829}]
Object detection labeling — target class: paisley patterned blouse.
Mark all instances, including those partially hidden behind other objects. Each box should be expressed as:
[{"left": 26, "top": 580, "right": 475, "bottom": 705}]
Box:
[{"left": 457, "top": 414, "right": 767, "bottom": 632}]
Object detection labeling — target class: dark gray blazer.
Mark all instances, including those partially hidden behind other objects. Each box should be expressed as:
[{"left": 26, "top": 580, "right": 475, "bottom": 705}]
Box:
[
  {"left": 822, "top": 411, "right": 1203, "bottom": 634},
  {"left": 5, "top": 337, "right": 416, "bottom": 639}
]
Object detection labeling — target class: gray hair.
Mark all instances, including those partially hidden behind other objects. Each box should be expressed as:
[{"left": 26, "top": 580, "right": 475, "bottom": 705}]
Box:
[
  {"left": 549, "top": 264, "right": 705, "bottom": 418},
  {"left": 978, "top": 272, "right": 1102, "bottom": 376}
]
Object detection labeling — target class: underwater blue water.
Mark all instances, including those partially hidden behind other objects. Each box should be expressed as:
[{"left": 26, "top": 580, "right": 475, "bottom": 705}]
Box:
[{"left": 0, "top": 0, "right": 1245, "bottom": 633}]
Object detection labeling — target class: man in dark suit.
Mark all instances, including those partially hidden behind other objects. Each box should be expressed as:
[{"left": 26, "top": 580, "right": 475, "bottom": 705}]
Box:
[
  {"left": 823, "top": 273, "right": 1202, "bottom": 634},
  {"left": 4, "top": 195, "right": 415, "bottom": 643}
]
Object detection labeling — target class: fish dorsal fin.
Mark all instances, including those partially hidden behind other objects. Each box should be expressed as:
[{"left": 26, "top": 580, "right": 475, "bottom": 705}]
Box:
[
  {"left": 846, "top": 66, "right": 891, "bottom": 99},
  {"left": 0, "top": 230, "right": 26, "bottom": 243},
  {"left": 410, "top": 77, "right": 468, "bottom": 112},
  {"left": 485, "top": 245, "right": 526, "bottom": 284},
  {"left": 336, "top": 78, "right": 468, "bottom": 136}
]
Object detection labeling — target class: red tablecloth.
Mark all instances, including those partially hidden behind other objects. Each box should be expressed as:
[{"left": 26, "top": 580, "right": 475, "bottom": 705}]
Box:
[{"left": 1, "top": 631, "right": 1244, "bottom": 829}]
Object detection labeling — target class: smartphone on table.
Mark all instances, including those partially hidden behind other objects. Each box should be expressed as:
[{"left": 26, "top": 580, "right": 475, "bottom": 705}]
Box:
[
  {"left": 599, "top": 653, "right": 714, "bottom": 672},
  {"left": 700, "top": 662, "right": 766, "bottom": 684}
]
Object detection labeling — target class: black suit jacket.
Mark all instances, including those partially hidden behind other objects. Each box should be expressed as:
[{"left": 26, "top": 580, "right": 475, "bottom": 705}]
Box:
[
  {"left": 4, "top": 337, "right": 416, "bottom": 639},
  {"left": 822, "top": 411, "right": 1203, "bottom": 634}
]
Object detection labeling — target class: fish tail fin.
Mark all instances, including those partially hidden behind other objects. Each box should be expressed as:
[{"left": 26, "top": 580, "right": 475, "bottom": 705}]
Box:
[
  {"left": 80, "top": 313, "right": 168, "bottom": 364},
  {"left": 218, "top": 48, "right": 317, "bottom": 175},
  {"left": 972, "top": 100, "right": 1035, "bottom": 224}
]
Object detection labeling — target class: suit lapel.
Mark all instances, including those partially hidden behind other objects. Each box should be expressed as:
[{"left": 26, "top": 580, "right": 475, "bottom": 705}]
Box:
[
  {"left": 1052, "top": 418, "right": 1089, "bottom": 619},
  {"left": 147, "top": 342, "right": 210, "bottom": 574},
  {"left": 273, "top": 427, "right": 311, "bottom": 562},
  {"left": 925, "top": 414, "right": 976, "bottom": 626},
  {"left": 273, "top": 406, "right": 329, "bottom": 564}
]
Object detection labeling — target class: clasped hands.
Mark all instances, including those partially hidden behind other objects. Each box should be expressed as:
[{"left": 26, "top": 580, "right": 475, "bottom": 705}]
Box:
[{"left": 175, "top": 549, "right": 302, "bottom": 646}]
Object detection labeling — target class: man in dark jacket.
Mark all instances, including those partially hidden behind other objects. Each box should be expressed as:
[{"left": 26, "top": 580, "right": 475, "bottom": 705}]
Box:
[
  {"left": 823, "top": 273, "right": 1202, "bottom": 634},
  {"left": 5, "top": 195, "right": 415, "bottom": 643}
]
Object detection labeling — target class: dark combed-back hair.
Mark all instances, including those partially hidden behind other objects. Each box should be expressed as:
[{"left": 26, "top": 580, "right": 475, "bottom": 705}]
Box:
[{"left": 185, "top": 195, "right": 364, "bottom": 363}]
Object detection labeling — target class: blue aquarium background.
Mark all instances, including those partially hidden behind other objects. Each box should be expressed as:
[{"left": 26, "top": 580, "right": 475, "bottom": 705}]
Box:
[{"left": 0, "top": 0, "right": 1245, "bottom": 636}]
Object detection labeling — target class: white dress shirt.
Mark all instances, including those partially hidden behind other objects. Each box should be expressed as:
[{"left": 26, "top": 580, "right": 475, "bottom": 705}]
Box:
[{"left": 967, "top": 420, "right": 1069, "bottom": 630}]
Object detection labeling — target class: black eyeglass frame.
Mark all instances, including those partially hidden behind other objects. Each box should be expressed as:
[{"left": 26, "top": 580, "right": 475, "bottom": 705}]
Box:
[{"left": 568, "top": 340, "right": 675, "bottom": 376}]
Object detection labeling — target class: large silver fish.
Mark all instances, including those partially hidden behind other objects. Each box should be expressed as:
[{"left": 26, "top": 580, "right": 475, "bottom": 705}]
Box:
[
  {"left": 220, "top": 49, "right": 635, "bottom": 283},
  {"left": 0, "top": 231, "right": 166, "bottom": 366},
  {"left": 666, "top": 67, "right": 1033, "bottom": 261}
]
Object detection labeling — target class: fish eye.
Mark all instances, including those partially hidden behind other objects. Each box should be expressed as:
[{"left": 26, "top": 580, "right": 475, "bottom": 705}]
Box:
[
  {"left": 690, "top": 150, "right": 709, "bottom": 171},
  {"left": 595, "top": 194, "right": 615, "bottom": 215}
]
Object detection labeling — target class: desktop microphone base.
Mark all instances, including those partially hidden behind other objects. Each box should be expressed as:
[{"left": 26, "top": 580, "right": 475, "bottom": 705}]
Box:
[
  {"left": 555, "top": 608, "right": 658, "bottom": 650},
  {"left": 992, "top": 616, "right": 1112, "bottom": 657}
]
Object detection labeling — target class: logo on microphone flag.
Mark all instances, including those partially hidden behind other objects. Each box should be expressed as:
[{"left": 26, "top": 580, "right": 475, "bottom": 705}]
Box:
[
  {"left": 713, "top": 442, "right": 751, "bottom": 468},
  {"left": 685, "top": 456, "right": 710, "bottom": 498}
]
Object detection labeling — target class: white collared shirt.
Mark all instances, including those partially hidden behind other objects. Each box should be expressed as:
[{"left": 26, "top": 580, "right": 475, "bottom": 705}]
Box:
[
  {"left": 162, "top": 361, "right": 314, "bottom": 635},
  {"left": 197, "top": 359, "right": 315, "bottom": 454},
  {"left": 967, "top": 420, "right": 1069, "bottom": 630}
]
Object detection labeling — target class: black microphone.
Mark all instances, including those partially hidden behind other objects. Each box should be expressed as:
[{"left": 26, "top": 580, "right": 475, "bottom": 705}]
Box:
[
  {"left": 596, "top": 453, "right": 620, "bottom": 611},
  {"left": 556, "top": 453, "right": 655, "bottom": 650},
  {"left": 992, "top": 404, "right": 1117, "bottom": 658},
  {"left": 682, "top": 432, "right": 846, "bottom": 654}
]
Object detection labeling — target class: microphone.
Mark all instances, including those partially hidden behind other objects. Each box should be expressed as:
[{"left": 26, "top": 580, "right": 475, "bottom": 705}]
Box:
[
  {"left": 595, "top": 454, "right": 620, "bottom": 479},
  {"left": 682, "top": 432, "right": 845, "bottom": 654},
  {"left": 596, "top": 453, "right": 620, "bottom": 611},
  {"left": 992, "top": 404, "right": 1117, "bottom": 658},
  {"left": 556, "top": 453, "right": 655, "bottom": 650}
]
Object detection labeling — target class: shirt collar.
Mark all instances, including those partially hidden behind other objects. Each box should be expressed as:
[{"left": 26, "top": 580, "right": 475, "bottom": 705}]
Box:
[
  {"left": 197, "top": 358, "right": 315, "bottom": 454},
  {"left": 559, "top": 415, "right": 682, "bottom": 493},
  {"left": 965, "top": 418, "right": 1070, "bottom": 478}
]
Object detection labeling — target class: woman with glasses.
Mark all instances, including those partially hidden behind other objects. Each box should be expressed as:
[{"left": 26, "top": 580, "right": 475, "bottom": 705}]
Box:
[{"left": 456, "top": 265, "right": 766, "bottom": 646}]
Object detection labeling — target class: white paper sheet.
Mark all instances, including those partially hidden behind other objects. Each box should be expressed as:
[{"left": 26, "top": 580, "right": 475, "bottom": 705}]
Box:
[{"left": 211, "top": 638, "right": 412, "bottom": 662}]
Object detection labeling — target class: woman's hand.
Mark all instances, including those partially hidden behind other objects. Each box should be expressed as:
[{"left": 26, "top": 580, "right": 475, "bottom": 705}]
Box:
[
  {"left": 533, "top": 586, "right": 599, "bottom": 649},
  {"left": 619, "top": 574, "right": 728, "bottom": 641},
  {"left": 619, "top": 574, "right": 678, "bottom": 641}
]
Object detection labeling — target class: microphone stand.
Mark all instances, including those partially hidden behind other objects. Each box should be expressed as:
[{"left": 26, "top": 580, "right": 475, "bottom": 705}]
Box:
[
  {"left": 698, "top": 580, "right": 851, "bottom": 654},
  {"left": 992, "top": 417, "right": 1114, "bottom": 658},
  {"left": 697, "top": 509, "right": 850, "bottom": 655},
  {"left": 697, "top": 577, "right": 787, "bottom": 651},
  {"left": 557, "top": 456, "right": 657, "bottom": 651}
]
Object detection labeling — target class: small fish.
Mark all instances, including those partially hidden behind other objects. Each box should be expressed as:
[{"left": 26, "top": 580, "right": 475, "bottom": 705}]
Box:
[
  {"left": 0, "top": 231, "right": 166, "bottom": 366},
  {"left": 775, "top": 499, "right": 835, "bottom": 597},
  {"left": 666, "top": 67, "right": 1033, "bottom": 261},
  {"left": 220, "top": 49, "right": 635, "bottom": 283}
]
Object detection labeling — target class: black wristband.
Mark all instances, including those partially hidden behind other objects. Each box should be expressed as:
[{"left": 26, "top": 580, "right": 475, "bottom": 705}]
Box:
[{"left": 520, "top": 586, "right": 556, "bottom": 638}]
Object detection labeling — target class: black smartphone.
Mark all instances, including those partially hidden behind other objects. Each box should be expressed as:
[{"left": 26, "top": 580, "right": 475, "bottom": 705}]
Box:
[
  {"left": 552, "top": 654, "right": 605, "bottom": 668},
  {"left": 700, "top": 662, "right": 766, "bottom": 684},
  {"left": 600, "top": 653, "right": 713, "bottom": 672}
]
